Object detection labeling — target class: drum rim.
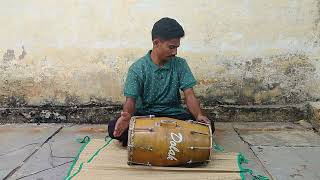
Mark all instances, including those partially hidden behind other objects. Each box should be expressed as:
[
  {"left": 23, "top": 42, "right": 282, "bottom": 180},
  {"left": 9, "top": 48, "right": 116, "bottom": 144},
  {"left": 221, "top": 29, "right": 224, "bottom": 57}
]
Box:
[
  {"left": 127, "top": 115, "right": 155, "bottom": 165},
  {"left": 208, "top": 121, "right": 213, "bottom": 160},
  {"left": 127, "top": 116, "right": 136, "bottom": 164},
  {"left": 187, "top": 120, "right": 213, "bottom": 162}
]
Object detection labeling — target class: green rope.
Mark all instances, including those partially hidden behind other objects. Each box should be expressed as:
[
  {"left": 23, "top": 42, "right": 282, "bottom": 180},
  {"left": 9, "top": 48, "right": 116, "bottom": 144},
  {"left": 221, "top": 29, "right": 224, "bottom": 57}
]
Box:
[
  {"left": 237, "top": 153, "right": 248, "bottom": 180},
  {"left": 105, "top": 135, "right": 110, "bottom": 142},
  {"left": 237, "top": 153, "right": 269, "bottom": 180},
  {"left": 212, "top": 139, "right": 224, "bottom": 152},
  {"left": 76, "top": 136, "right": 90, "bottom": 143},
  {"left": 238, "top": 153, "right": 249, "bottom": 164},
  {"left": 65, "top": 162, "right": 84, "bottom": 180},
  {"left": 213, "top": 144, "right": 225, "bottom": 152},
  {"left": 87, "top": 137, "right": 113, "bottom": 163},
  {"left": 64, "top": 136, "right": 91, "bottom": 180},
  {"left": 65, "top": 136, "right": 114, "bottom": 180}
]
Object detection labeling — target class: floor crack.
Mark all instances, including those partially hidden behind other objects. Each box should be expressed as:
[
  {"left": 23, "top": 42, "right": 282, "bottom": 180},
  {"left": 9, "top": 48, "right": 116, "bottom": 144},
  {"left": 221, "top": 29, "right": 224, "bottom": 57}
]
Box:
[
  {"left": 48, "top": 142, "right": 55, "bottom": 167},
  {"left": 15, "top": 160, "right": 73, "bottom": 180},
  {"left": 233, "top": 126, "right": 274, "bottom": 180},
  {"left": 3, "top": 126, "right": 64, "bottom": 180},
  {"left": 0, "top": 143, "right": 40, "bottom": 157}
]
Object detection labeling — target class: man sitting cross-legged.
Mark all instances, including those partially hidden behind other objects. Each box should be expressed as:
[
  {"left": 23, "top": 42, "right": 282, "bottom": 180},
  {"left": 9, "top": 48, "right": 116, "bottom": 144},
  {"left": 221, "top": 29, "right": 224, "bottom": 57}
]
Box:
[{"left": 108, "top": 17, "right": 215, "bottom": 146}]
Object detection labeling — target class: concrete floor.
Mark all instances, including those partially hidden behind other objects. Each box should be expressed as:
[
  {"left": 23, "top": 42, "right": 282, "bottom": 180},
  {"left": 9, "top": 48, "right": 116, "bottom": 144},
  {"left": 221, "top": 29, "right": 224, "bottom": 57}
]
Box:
[{"left": 0, "top": 122, "right": 319, "bottom": 180}]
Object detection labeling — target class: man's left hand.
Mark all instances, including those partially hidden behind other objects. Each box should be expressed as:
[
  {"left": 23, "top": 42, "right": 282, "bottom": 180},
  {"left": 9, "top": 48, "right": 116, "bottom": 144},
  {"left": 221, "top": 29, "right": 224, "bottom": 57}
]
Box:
[{"left": 196, "top": 115, "right": 210, "bottom": 124}]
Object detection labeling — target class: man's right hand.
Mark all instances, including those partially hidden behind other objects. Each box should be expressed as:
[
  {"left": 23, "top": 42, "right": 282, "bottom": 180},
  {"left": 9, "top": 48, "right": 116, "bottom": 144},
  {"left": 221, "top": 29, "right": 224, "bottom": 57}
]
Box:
[{"left": 113, "top": 112, "right": 131, "bottom": 137}]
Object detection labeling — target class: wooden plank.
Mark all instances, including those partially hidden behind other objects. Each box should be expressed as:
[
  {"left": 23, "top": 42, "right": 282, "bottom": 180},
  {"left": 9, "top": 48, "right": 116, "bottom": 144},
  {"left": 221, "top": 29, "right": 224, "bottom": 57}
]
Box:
[
  {"left": 74, "top": 169, "right": 241, "bottom": 180},
  {"left": 69, "top": 139, "right": 242, "bottom": 180}
]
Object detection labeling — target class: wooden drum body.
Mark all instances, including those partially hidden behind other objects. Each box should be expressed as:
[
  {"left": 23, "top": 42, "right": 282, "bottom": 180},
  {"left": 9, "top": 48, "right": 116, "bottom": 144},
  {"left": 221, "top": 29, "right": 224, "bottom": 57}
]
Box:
[{"left": 128, "top": 116, "right": 212, "bottom": 166}]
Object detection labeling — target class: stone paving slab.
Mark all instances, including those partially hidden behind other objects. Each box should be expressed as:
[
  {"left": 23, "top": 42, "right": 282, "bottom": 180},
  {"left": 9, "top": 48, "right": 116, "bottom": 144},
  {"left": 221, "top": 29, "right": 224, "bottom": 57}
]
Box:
[
  {"left": 251, "top": 146, "right": 320, "bottom": 180},
  {"left": 236, "top": 130, "right": 320, "bottom": 146},
  {"left": 233, "top": 122, "right": 306, "bottom": 131},
  {"left": 8, "top": 143, "right": 73, "bottom": 180},
  {"left": 0, "top": 124, "right": 62, "bottom": 179},
  {"left": 234, "top": 122, "right": 320, "bottom": 146},
  {"left": 2, "top": 122, "right": 320, "bottom": 180},
  {"left": 11, "top": 162, "right": 72, "bottom": 180},
  {"left": 234, "top": 122, "right": 320, "bottom": 180},
  {"left": 214, "top": 123, "right": 272, "bottom": 179},
  {"left": 0, "top": 124, "right": 61, "bottom": 154},
  {"left": 48, "top": 124, "right": 107, "bottom": 159},
  {"left": 215, "top": 123, "right": 257, "bottom": 153},
  {"left": 10, "top": 124, "right": 107, "bottom": 180},
  {"left": 0, "top": 146, "right": 35, "bottom": 179}
]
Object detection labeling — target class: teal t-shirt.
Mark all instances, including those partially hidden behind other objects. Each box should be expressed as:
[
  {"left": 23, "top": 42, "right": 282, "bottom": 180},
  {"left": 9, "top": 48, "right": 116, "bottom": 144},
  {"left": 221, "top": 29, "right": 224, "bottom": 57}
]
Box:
[{"left": 124, "top": 50, "right": 196, "bottom": 116}]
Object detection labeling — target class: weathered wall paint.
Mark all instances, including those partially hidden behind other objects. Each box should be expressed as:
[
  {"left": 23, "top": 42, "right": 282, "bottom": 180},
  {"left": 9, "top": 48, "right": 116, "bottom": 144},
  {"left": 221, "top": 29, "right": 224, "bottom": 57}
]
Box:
[{"left": 0, "top": 0, "right": 319, "bottom": 107}]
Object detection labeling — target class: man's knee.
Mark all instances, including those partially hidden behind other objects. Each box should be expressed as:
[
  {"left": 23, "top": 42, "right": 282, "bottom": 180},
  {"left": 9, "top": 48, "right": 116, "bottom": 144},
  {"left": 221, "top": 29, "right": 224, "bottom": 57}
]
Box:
[
  {"left": 107, "top": 119, "right": 117, "bottom": 139},
  {"left": 107, "top": 118, "right": 129, "bottom": 146}
]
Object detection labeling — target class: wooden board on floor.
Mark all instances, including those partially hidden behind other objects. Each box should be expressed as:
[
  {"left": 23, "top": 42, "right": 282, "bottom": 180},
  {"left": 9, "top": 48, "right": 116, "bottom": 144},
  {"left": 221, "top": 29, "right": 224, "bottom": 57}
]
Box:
[{"left": 68, "top": 139, "right": 242, "bottom": 180}]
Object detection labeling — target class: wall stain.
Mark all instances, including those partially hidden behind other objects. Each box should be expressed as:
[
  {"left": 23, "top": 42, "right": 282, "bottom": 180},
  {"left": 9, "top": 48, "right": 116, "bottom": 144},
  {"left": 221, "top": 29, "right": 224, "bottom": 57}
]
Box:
[
  {"left": 201, "top": 54, "right": 318, "bottom": 106},
  {"left": 2, "top": 49, "right": 15, "bottom": 62},
  {"left": 0, "top": 95, "right": 27, "bottom": 107},
  {"left": 0, "top": 41, "right": 318, "bottom": 109},
  {"left": 18, "top": 46, "right": 27, "bottom": 60}
]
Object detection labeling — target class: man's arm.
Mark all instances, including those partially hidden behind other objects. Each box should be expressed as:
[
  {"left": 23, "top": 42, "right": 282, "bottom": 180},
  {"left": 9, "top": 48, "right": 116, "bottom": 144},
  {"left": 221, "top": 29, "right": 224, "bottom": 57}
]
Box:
[
  {"left": 123, "top": 97, "right": 136, "bottom": 115},
  {"left": 183, "top": 88, "right": 210, "bottom": 123},
  {"left": 115, "top": 62, "right": 142, "bottom": 137},
  {"left": 113, "top": 97, "right": 136, "bottom": 137}
]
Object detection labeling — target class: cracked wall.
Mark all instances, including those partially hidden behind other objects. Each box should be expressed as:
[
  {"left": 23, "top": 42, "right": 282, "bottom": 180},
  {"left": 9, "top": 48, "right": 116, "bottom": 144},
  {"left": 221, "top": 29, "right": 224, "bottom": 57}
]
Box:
[{"left": 0, "top": 0, "right": 320, "bottom": 108}]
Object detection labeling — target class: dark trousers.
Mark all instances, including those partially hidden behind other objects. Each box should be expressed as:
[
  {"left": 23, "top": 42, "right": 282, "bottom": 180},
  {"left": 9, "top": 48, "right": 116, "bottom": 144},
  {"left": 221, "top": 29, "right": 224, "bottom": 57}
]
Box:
[{"left": 107, "top": 112, "right": 215, "bottom": 146}]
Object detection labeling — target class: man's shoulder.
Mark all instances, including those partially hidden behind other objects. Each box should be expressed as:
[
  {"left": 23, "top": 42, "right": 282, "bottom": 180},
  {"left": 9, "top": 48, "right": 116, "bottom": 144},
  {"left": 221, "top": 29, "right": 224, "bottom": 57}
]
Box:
[
  {"left": 174, "top": 56, "right": 186, "bottom": 61},
  {"left": 129, "top": 55, "right": 148, "bottom": 71},
  {"left": 172, "top": 56, "right": 189, "bottom": 68}
]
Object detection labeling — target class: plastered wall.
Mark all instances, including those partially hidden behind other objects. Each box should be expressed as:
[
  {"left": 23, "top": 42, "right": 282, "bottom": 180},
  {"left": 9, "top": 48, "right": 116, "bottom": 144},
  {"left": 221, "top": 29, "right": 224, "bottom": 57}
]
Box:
[{"left": 1, "top": 0, "right": 319, "bottom": 107}]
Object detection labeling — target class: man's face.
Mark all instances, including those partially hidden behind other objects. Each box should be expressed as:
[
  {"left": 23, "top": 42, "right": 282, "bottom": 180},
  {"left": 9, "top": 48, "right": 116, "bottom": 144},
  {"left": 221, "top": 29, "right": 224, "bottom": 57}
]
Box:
[{"left": 154, "top": 38, "right": 180, "bottom": 62}]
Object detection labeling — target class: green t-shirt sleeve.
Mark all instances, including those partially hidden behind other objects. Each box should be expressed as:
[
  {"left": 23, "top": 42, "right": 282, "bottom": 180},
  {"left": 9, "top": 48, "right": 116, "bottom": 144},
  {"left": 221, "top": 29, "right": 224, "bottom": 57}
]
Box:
[
  {"left": 124, "top": 66, "right": 142, "bottom": 99},
  {"left": 179, "top": 59, "right": 197, "bottom": 91}
]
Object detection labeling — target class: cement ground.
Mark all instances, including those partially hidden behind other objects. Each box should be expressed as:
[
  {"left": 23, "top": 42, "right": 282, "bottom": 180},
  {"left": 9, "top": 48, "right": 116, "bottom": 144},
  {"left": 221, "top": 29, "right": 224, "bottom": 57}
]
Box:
[{"left": 0, "top": 122, "right": 319, "bottom": 180}]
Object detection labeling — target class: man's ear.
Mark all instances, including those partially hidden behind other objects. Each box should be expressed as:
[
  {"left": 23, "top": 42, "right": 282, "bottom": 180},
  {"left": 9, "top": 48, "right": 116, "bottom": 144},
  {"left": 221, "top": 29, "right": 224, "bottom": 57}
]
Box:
[{"left": 153, "top": 39, "right": 160, "bottom": 47}]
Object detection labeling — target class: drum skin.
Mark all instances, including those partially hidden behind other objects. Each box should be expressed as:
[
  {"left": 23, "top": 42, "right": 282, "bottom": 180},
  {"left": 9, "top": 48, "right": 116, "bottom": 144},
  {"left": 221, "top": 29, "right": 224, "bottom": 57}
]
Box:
[{"left": 127, "top": 116, "right": 212, "bottom": 166}]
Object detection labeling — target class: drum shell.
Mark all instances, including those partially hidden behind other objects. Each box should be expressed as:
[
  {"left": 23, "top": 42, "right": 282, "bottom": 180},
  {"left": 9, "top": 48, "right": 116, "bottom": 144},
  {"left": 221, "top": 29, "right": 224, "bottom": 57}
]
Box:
[{"left": 128, "top": 116, "right": 212, "bottom": 166}]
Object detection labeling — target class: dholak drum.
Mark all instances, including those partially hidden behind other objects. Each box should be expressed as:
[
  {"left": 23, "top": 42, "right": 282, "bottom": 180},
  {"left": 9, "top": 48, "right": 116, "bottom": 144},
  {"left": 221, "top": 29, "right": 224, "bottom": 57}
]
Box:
[{"left": 127, "top": 115, "right": 212, "bottom": 166}]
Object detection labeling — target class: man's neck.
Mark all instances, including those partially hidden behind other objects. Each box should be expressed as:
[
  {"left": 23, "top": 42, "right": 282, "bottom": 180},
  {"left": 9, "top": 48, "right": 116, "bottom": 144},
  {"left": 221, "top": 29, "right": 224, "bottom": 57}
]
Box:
[{"left": 150, "top": 50, "right": 164, "bottom": 67}]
